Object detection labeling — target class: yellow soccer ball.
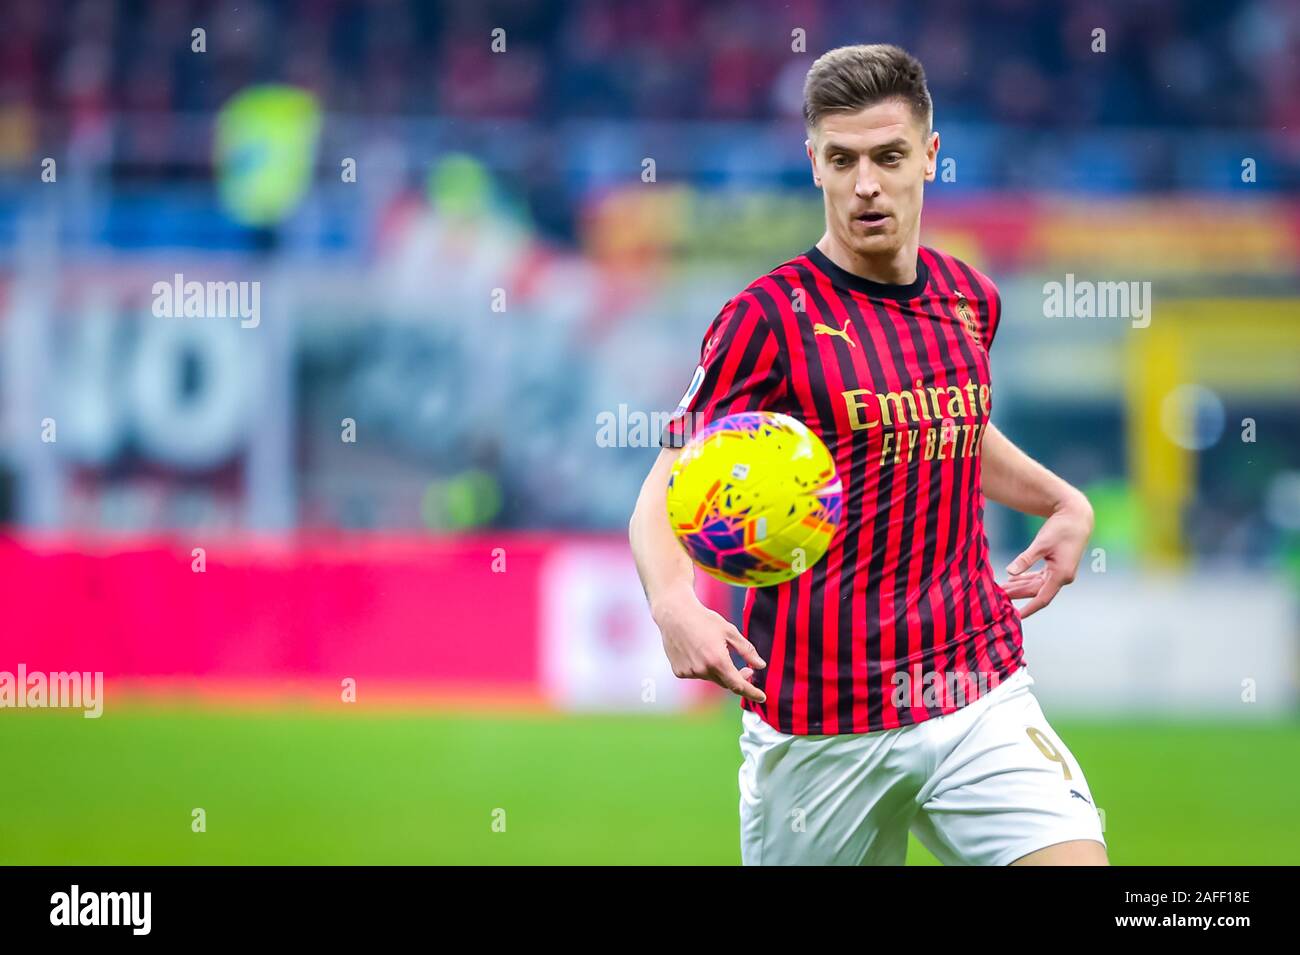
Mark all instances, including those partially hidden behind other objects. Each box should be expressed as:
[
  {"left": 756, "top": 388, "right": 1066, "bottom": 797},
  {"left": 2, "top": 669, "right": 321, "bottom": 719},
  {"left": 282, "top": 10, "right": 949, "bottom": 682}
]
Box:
[{"left": 666, "top": 411, "right": 842, "bottom": 587}]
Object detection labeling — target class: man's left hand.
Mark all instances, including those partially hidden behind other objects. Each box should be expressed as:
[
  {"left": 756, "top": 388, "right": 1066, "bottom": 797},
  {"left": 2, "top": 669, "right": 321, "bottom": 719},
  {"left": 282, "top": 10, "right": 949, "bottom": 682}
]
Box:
[{"left": 999, "top": 494, "right": 1094, "bottom": 619}]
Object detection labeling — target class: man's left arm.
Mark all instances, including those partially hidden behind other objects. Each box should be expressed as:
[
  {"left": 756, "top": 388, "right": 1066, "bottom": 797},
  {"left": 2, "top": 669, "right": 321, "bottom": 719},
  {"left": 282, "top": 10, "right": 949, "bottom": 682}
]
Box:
[{"left": 980, "top": 421, "right": 1095, "bottom": 618}]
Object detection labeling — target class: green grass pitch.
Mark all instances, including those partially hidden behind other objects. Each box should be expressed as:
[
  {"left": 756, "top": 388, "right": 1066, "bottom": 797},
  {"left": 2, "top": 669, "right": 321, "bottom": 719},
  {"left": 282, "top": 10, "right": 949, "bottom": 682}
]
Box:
[{"left": 1, "top": 702, "right": 1297, "bottom": 864}]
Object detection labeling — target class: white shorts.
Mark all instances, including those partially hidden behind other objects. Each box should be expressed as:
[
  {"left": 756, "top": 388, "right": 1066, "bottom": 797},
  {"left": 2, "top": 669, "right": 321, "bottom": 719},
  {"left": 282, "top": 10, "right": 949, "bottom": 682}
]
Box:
[{"left": 738, "top": 665, "right": 1106, "bottom": 865}]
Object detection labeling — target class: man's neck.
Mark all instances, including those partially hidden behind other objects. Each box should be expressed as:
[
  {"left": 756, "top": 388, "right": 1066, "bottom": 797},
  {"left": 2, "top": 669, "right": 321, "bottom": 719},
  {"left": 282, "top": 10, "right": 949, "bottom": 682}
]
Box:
[{"left": 816, "top": 233, "right": 918, "bottom": 286}]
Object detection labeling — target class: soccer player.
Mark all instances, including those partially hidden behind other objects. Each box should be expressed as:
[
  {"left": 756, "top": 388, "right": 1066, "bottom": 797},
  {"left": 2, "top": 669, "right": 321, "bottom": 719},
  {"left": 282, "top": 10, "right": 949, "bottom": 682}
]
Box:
[{"left": 628, "top": 44, "right": 1107, "bottom": 866}]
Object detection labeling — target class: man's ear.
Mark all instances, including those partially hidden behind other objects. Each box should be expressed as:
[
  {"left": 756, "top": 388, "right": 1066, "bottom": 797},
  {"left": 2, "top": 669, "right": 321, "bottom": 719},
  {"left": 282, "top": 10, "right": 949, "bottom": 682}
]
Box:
[
  {"left": 805, "top": 137, "right": 821, "bottom": 188},
  {"left": 923, "top": 130, "right": 940, "bottom": 183}
]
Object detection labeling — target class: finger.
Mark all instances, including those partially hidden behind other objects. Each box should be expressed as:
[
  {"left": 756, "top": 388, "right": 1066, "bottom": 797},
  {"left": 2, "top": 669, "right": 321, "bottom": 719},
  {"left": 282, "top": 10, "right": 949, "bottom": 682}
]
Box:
[
  {"left": 1002, "top": 569, "right": 1046, "bottom": 581},
  {"left": 726, "top": 628, "right": 766, "bottom": 669},
  {"left": 1017, "top": 574, "right": 1064, "bottom": 619},
  {"left": 712, "top": 659, "right": 767, "bottom": 703},
  {"left": 1003, "top": 571, "right": 1047, "bottom": 587},
  {"left": 1000, "top": 576, "right": 1043, "bottom": 599},
  {"left": 1000, "top": 569, "right": 1046, "bottom": 591},
  {"left": 1005, "top": 570, "right": 1047, "bottom": 582},
  {"left": 1007, "top": 542, "right": 1046, "bottom": 576}
]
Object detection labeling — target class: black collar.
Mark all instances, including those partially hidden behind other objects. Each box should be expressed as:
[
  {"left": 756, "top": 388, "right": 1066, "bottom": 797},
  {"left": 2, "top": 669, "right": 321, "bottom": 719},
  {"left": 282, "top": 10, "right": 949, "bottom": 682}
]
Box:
[{"left": 804, "top": 245, "right": 929, "bottom": 301}]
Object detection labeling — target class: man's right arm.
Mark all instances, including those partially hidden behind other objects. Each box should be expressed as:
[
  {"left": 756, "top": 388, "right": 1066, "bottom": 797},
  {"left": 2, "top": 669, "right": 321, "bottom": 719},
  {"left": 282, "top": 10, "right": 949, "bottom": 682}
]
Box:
[{"left": 628, "top": 447, "right": 767, "bottom": 703}]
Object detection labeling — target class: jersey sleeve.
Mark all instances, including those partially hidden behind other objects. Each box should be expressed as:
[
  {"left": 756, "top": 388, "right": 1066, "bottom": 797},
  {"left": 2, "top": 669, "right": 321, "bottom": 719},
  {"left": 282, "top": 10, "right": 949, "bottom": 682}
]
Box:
[
  {"left": 963, "top": 263, "right": 1003, "bottom": 350},
  {"left": 986, "top": 284, "right": 1003, "bottom": 350},
  {"left": 659, "top": 293, "right": 786, "bottom": 449}
]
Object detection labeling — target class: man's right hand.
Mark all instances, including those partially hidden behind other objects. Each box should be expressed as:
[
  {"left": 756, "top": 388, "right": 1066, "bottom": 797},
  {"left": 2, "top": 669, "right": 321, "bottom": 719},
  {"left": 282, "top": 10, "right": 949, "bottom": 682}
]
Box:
[
  {"left": 629, "top": 446, "right": 766, "bottom": 705},
  {"left": 652, "top": 596, "right": 767, "bottom": 704}
]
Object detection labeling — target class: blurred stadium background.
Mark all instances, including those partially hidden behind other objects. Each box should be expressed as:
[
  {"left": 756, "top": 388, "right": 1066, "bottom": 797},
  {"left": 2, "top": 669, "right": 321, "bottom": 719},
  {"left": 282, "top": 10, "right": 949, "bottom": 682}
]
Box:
[{"left": 1, "top": 0, "right": 1299, "bottom": 864}]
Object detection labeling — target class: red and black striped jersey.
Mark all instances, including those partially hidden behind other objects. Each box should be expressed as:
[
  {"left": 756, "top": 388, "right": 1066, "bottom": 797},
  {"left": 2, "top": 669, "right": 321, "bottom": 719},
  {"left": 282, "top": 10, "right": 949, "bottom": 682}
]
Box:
[{"left": 660, "top": 245, "right": 1023, "bottom": 735}]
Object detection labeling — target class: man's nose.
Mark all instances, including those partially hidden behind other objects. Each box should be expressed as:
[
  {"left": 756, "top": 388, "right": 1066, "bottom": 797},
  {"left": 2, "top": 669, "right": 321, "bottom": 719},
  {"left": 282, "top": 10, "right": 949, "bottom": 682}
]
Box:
[{"left": 855, "top": 161, "right": 882, "bottom": 197}]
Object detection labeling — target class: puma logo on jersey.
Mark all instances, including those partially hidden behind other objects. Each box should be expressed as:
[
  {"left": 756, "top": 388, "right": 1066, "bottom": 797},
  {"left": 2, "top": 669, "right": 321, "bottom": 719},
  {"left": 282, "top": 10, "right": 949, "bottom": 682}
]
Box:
[{"left": 813, "top": 322, "right": 856, "bottom": 347}]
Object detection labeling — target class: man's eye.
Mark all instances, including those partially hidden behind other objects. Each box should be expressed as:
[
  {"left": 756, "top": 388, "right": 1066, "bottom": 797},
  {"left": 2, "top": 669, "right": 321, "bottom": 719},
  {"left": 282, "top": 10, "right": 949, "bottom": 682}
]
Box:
[
  {"left": 880, "top": 153, "right": 903, "bottom": 165},
  {"left": 831, "top": 156, "right": 851, "bottom": 167}
]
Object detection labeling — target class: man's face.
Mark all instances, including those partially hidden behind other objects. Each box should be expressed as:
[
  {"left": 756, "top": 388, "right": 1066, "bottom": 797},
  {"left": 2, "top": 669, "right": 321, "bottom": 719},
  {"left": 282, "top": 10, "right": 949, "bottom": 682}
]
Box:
[{"left": 806, "top": 99, "right": 938, "bottom": 260}]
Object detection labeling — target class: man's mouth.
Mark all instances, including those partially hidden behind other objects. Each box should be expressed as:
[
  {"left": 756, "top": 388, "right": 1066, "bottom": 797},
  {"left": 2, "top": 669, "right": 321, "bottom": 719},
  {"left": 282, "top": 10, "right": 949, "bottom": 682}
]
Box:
[{"left": 854, "top": 211, "right": 889, "bottom": 224}]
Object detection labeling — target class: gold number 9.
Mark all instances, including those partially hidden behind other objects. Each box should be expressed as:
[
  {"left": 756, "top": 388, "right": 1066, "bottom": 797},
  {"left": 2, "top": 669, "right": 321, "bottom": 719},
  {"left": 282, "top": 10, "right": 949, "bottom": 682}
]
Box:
[{"left": 1026, "top": 727, "right": 1072, "bottom": 780}]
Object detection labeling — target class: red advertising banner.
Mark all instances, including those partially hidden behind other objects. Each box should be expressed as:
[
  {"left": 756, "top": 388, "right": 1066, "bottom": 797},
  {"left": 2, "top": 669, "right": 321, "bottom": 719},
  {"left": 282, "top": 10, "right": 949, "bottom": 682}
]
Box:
[{"left": 0, "top": 533, "right": 725, "bottom": 710}]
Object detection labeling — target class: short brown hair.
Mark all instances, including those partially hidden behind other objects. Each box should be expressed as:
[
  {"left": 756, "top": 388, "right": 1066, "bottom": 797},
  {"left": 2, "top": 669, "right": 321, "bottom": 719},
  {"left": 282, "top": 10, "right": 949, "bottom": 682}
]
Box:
[{"left": 802, "top": 44, "right": 932, "bottom": 135}]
